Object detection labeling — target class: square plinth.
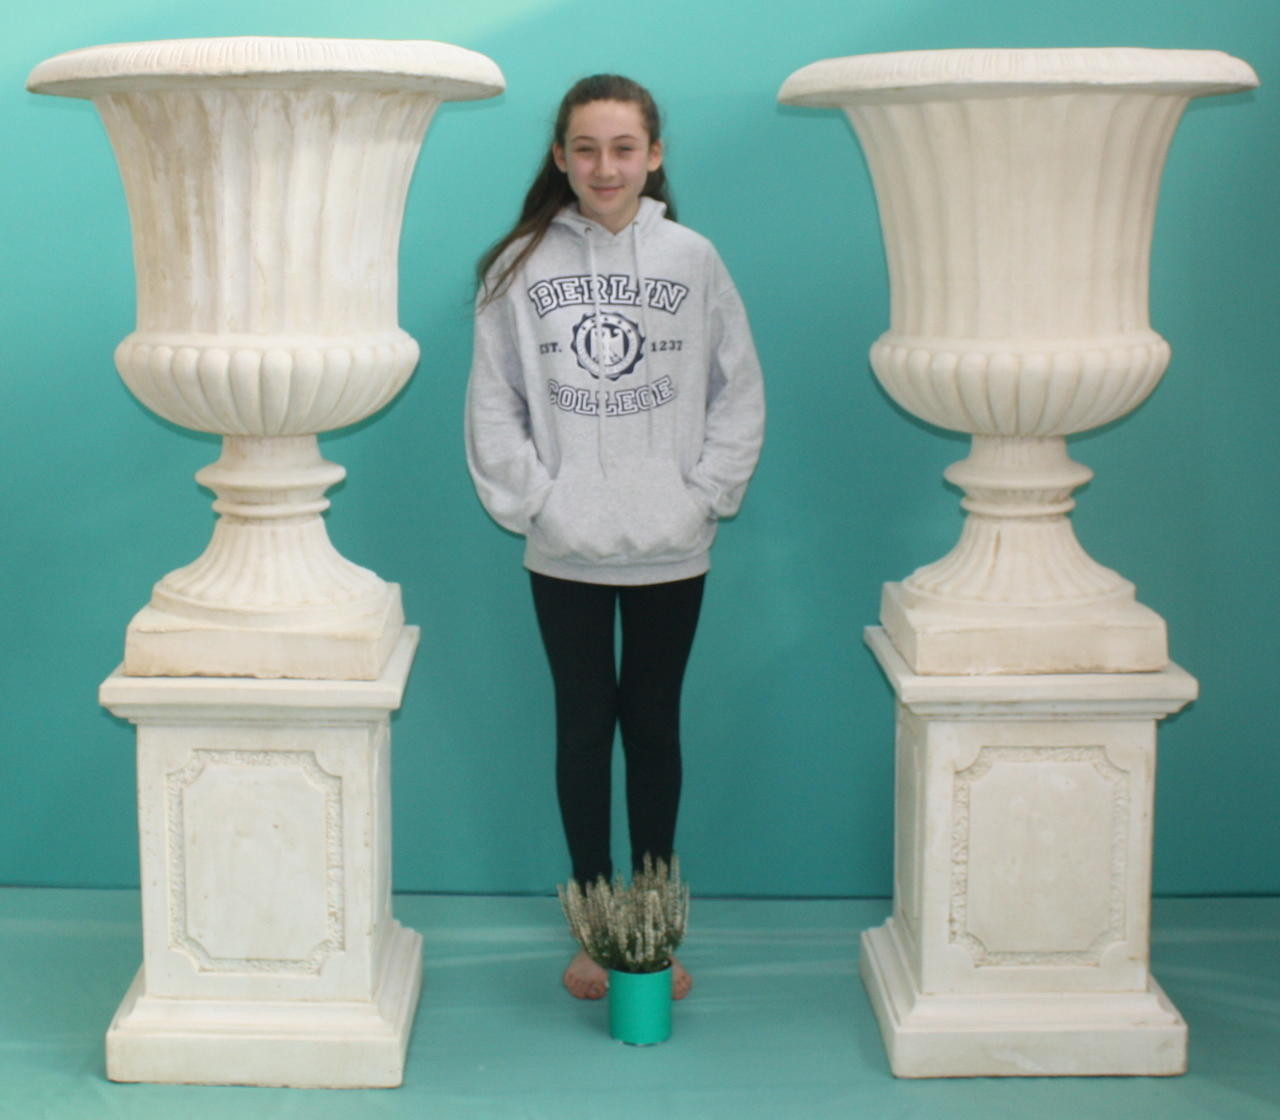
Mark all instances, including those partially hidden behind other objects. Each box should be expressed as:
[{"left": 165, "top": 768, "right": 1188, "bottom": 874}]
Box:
[
  {"left": 862, "top": 626, "right": 1196, "bottom": 1078},
  {"left": 101, "top": 626, "right": 422, "bottom": 1088}
]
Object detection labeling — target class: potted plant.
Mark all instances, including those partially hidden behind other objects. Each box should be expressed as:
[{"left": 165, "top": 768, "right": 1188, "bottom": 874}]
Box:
[{"left": 558, "top": 855, "right": 690, "bottom": 1045}]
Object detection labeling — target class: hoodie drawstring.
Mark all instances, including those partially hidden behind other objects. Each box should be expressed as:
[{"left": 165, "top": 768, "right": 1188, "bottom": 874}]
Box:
[
  {"left": 631, "top": 221, "right": 657, "bottom": 455},
  {"left": 585, "top": 228, "right": 608, "bottom": 474}
]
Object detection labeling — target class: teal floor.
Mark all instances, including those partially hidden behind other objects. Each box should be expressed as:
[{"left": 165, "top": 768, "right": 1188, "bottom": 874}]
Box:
[{"left": 2, "top": 890, "right": 1277, "bottom": 1119}]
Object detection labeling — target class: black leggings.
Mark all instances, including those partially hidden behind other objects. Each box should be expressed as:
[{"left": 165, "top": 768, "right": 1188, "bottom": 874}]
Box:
[{"left": 530, "top": 572, "right": 705, "bottom": 887}]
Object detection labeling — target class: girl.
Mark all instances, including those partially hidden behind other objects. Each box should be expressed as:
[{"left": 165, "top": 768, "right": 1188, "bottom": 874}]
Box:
[{"left": 466, "top": 74, "right": 765, "bottom": 1001}]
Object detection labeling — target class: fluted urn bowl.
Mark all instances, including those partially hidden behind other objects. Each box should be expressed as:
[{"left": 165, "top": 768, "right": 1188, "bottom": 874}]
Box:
[
  {"left": 780, "top": 48, "right": 1258, "bottom": 673},
  {"left": 29, "top": 38, "right": 504, "bottom": 678}
]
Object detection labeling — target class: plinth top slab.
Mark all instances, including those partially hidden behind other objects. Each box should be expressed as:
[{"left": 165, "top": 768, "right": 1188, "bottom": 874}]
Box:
[
  {"left": 27, "top": 36, "right": 505, "bottom": 99},
  {"left": 779, "top": 47, "right": 1258, "bottom": 106},
  {"left": 100, "top": 627, "right": 420, "bottom": 720},
  {"left": 864, "top": 627, "right": 1197, "bottom": 719}
]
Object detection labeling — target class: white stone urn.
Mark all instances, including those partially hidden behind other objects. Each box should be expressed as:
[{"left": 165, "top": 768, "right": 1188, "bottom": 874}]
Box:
[
  {"left": 780, "top": 49, "right": 1258, "bottom": 674},
  {"left": 28, "top": 38, "right": 504, "bottom": 679}
]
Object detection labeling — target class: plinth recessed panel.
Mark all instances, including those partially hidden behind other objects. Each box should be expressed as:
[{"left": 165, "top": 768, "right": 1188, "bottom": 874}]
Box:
[
  {"left": 954, "top": 745, "right": 1124, "bottom": 962},
  {"left": 171, "top": 749, "right": 344, "bottom": 971}
]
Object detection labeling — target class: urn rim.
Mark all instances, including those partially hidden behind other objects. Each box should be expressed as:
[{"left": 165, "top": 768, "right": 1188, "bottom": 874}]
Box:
[
  {"left": 27, "top": 35, "right": 505, "bottom": 100},
  {"left": 779, "top": 47, "right": 1258, "bottom": 107}
]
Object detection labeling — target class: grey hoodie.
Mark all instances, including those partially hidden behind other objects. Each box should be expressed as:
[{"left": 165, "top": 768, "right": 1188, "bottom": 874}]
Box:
[{"left": 466, "top": 198, "right": 765, "bottom": 585}]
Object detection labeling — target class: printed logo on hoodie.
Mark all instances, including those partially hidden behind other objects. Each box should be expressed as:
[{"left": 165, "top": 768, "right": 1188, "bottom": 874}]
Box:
[{"left": 569, "top": 312, "right": 646, "bottom": 381}]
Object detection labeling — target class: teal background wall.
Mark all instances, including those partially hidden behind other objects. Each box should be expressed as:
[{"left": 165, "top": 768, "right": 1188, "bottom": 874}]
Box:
[{"left": 3, "top": 0, "right": 1276, "bottom": 897}]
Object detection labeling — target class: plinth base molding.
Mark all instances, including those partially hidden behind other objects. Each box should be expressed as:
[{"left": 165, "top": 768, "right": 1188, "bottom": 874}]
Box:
[
  {"left": 861, "top": 920, "right": 1185, "bottom": 1077},
  {"left": 106, "top": 922, "right": 423, "bottom": 1088}
]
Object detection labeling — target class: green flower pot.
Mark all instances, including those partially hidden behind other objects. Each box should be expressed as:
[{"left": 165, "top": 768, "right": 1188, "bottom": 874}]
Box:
[{"left": 608, "top": 966, "right": 672, "bottom": 1045}]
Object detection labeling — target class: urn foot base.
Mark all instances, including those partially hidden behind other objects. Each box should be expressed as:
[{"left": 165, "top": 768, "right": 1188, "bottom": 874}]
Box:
[
  {"left": 123, "top": 584, "right": 404, "bottom": 680},
  {"left": 860, "top": 920, "right": 1186, "bottom": 1078},
  {"left": 105, "top": 921, "right": 423, "bottom": 1088},
  {"left": 881, "top": 581, "right": 1167, "bottom": 675}
]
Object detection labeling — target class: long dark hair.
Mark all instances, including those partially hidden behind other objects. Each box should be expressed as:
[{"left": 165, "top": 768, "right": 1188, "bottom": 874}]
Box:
[{"left": 476, "top": 74, "right": 676, "bottom": 307}]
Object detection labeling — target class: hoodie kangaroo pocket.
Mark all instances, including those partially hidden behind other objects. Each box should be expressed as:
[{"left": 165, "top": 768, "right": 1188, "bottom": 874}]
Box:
[
  {"left": 615, "top": 462, "right": 709, "bottom": 558},
  {"left": 532, "top": 461, "right": 709, "bottom": 564},
  {"left": 532, "top": 471, "right": 615, "bottom": 561}
]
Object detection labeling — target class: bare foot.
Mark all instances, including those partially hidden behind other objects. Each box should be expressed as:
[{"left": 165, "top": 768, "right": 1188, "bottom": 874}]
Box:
[
  {"left": 671, "top": 955, "right": 692, "bottom": 1000},
  {"left": 563, "top": 950, "right": 609, "bottom": 1000}
]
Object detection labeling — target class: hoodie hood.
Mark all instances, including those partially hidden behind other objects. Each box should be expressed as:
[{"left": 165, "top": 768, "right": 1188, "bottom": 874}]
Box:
[{"left": 550, "top": 195, "right": 669, "bottom": 239}]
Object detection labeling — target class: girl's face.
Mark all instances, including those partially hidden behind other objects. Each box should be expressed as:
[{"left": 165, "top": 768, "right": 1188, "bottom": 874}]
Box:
[{"left": 553, "top": 99, "right": 663, "bottom": 234}]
